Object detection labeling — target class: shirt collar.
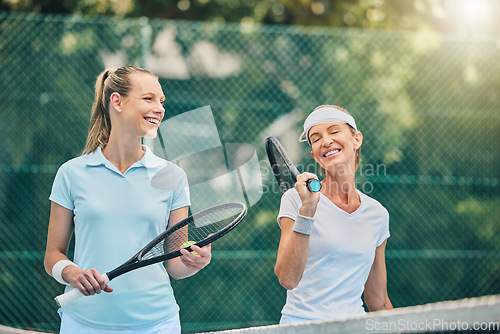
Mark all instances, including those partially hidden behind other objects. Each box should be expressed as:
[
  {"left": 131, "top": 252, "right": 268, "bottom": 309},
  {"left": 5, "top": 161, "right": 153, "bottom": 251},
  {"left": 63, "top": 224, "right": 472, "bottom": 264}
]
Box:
[
  {"left": 86, "top": 145, "right": 164, "bottom": 169},
  {"left": 140, "top": 145, "right": 164, "bottom": 168}
]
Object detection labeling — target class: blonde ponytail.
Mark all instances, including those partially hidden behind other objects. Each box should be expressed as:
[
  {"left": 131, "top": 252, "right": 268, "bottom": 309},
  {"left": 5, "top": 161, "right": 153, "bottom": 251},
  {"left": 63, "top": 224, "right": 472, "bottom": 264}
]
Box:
[
  {"left": 82, "top": 66, "right": 155, "bottom": 155},
  {"left": 83, "top": 69, "right": 113, "bottom": 155}
]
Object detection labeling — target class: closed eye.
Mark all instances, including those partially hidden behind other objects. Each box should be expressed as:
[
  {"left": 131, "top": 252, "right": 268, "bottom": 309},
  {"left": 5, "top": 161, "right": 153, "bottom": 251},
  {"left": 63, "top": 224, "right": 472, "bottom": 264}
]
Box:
[{"left": 309, "top": 135, "right": 321, "bottom": 143}]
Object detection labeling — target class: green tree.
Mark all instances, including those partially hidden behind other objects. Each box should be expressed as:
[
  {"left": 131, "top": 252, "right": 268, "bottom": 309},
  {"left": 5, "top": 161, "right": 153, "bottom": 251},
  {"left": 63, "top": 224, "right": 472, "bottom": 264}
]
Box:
[{"left": 3, "top": 0, "right": 499, "bottom": 34}]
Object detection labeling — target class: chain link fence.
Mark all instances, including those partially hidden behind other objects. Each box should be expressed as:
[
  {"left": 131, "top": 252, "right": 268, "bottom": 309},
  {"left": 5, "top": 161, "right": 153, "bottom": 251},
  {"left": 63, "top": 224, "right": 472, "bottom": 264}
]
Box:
[{"left": 0, "top": 11, "right": 499, "bottom": 333}]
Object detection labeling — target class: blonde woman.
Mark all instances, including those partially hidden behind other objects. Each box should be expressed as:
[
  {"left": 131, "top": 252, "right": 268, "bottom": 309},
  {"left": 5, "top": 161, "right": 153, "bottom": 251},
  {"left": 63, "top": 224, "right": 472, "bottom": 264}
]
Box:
[
  {"left": 275, "top": 105, "right": 392, "bottom": 324},
  {"left": 44, "top": 66, "right": 211, "bottom": 333}
]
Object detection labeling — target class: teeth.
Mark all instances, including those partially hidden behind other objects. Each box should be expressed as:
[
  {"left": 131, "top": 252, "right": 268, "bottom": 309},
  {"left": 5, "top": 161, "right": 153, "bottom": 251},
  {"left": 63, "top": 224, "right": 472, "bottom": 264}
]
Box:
[
  {"left": 325, "top": 149, "right": 340, "bottom": 157},
  {"left": 145, "top": 118, "right": 159, "bottom": 125}
]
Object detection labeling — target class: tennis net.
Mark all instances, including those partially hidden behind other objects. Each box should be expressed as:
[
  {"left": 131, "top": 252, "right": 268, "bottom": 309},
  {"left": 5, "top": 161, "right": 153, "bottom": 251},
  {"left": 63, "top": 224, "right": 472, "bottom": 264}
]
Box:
[
  {"left": 0, "top": 326, "right": 52, "bottom": 334},
  {"left": 201, "top": 294, "right": 500, "bottom": 334},
  {"left": 1, "top": 295, "right": 498, "bottom": 333}
]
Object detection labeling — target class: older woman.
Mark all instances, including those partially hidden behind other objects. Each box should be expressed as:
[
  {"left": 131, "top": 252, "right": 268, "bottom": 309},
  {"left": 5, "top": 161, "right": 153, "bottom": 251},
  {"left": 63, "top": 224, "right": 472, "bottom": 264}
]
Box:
[{"left": 274, "top": 105, "right": 392, "bottom": 324}]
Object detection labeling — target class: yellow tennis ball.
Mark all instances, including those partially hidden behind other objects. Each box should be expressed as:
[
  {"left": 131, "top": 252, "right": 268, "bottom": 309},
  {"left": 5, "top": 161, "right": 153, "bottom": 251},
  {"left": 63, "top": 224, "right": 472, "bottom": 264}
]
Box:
[{"left": 181, "top": 240, "right": 199, "bottom": 256}]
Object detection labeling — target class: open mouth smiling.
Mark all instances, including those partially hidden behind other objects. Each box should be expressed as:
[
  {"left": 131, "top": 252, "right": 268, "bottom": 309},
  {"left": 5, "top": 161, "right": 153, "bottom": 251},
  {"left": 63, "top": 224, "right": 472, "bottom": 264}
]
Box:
[
  {"left": 144, "top": 117, "right": 160, "bottom": 126},
  {"left": 323, "top": 149, "right": 340, "bottom": 157}
]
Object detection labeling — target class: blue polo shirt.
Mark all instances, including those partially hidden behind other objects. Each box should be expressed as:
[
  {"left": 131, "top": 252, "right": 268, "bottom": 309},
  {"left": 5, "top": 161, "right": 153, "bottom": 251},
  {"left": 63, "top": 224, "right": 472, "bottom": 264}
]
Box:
[{"left": 50, "top": 145, "right": 190, "bottom": 329}]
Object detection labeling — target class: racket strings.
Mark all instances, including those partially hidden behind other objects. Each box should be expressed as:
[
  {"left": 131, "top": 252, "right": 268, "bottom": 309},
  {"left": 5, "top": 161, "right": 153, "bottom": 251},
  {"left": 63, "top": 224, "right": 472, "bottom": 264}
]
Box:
[
  {"left": 141, "top": 239, "right": 168, "bottom": 260},
  {"left": 166, "top": 207, "right": 241, "bottom": 252},
  {"left": 141, "top": 205, "right": 243, "bottom": 260},
  {"left": 269, "top": 144, "right": 296, "bottom": 191}
]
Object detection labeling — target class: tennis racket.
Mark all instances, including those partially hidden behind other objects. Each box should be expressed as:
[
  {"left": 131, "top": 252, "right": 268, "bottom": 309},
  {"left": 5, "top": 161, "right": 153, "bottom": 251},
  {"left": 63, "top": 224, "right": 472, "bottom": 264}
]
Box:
[
  {"left": 54, "top": 202, "right": 247, "bottom": 308},
  {"left": 266, "top": 136, "right": 321, "bottom": 194}
]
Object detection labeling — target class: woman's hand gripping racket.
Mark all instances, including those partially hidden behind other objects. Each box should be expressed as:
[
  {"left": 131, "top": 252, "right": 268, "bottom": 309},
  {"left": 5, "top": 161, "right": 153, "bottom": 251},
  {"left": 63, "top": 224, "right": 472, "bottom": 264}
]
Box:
[
  {"left": 54, "top": 202, "right": 247, "bottom": 308},
  {"left": 266, "top": 136, "right": 321, "bottom": 194}
]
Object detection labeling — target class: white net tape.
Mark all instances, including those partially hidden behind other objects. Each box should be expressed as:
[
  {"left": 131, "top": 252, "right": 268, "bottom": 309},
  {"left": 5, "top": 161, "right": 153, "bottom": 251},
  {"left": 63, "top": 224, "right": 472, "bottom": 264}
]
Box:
[
  {"left": 1, "top": 295, "right": 498, "bottom": 333},
  {"left": 0, "top": 326, "right": 52, "bottom": 334},
  {"left": 200, "top": 294, "right": 500, "bottom": 334}
]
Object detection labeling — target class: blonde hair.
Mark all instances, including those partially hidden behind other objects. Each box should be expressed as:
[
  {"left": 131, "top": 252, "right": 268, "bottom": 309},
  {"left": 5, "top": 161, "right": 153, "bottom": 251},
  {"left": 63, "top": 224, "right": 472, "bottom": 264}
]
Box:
[
  {"left": 82, "top": 66, "right": 156, "bottom": 155},
  {"left": 312, "top": 104, "right": 361, "bottom": 173}
]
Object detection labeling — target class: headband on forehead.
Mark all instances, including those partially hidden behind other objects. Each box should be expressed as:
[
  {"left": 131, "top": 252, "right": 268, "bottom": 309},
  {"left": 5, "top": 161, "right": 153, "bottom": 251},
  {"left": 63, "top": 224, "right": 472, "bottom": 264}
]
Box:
[{"left": 299, "top": 106, "right": 358, "bottom": 144}]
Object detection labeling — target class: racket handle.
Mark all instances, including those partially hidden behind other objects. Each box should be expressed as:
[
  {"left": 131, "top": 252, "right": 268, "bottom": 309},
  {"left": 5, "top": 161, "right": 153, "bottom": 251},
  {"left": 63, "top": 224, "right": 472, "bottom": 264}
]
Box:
[
  {"left": 306, "top": 179, "right": 322, "bottom": 192},
  {"left": 54, "top": 273, "right": 109, "bottom": 308}
]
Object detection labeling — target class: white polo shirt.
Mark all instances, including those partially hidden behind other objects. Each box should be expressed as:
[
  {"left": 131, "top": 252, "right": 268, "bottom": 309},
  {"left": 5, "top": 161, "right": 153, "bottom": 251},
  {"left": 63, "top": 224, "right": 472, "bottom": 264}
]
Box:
[
  {"left": 277, "top": 188, "right": 389, "bottom": 321},
  {"left": 50, "top": 145, "right": 190, "bottom": 329}
]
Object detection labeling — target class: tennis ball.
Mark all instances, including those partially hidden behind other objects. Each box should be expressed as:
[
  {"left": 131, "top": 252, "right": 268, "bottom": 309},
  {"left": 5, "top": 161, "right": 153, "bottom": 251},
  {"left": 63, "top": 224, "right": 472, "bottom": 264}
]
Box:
[{"left": 181, "top": 240, "right": 199, "bottom": 256}]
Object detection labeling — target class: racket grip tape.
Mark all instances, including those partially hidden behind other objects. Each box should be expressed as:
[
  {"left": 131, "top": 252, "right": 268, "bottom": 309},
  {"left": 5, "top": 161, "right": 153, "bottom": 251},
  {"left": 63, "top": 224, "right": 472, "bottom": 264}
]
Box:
[{"left": 54, "top": 273, "right": 110, "bottom": 308}]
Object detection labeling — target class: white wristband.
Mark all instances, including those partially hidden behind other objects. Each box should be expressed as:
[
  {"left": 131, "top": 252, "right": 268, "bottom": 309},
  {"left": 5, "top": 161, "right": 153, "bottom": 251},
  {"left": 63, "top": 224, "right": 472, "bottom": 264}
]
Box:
[
  {"left": 52, "top": 260, "right": 78, "bottom": 285},
  {"left": 292, "top": 215, "right": 315, "bottom": 235}
]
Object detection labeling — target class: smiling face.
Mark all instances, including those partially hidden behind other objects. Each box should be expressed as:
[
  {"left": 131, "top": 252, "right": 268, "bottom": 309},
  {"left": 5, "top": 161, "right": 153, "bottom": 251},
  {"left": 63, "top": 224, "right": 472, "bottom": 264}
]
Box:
[
  {"left": 309, "top": 122, "right": 362, "bottom": 174},
  {"left": 110, "top": 72, "right": 165, "bottom": 139}
]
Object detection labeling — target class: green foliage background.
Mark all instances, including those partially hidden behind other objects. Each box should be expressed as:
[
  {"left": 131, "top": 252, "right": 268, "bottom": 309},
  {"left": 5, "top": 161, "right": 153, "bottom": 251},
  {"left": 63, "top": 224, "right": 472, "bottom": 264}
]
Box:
[{"left": 0, "top": 8, "right": 499, "bottom": 333}]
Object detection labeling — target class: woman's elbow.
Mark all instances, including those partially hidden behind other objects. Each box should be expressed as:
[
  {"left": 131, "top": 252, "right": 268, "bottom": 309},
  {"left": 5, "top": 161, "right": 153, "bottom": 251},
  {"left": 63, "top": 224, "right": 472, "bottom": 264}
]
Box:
[
  {"left": 275, "top": 267, "right": 300, "bottom": 290},
  {"left": 279, "top": 278, "right": 299, "bottom": 290},
  {"left": 366, "top": 300, "right": 383, "bottom": 312},
  {"left": 365, "top": 295, "right": 391, "bottom": 312},
  {"left": 169, "top": 274, "right": 183, "bottom": 281}
]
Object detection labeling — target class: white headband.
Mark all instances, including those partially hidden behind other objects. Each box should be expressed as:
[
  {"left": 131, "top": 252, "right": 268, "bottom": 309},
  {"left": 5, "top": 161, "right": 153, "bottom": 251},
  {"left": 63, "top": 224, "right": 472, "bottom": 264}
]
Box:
[{"left": 299, "top": 106, "right": 357, "bottom": 144}]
